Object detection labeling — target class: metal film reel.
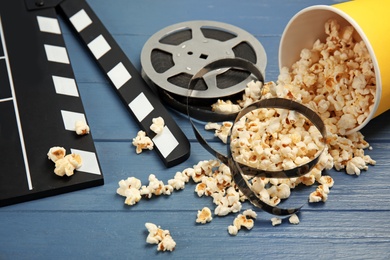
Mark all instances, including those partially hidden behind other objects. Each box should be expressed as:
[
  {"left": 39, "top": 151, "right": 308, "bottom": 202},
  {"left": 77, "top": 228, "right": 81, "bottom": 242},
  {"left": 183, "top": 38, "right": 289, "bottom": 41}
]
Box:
[{"left": 141, "top": 20, "right": 267, "bottom": 107}]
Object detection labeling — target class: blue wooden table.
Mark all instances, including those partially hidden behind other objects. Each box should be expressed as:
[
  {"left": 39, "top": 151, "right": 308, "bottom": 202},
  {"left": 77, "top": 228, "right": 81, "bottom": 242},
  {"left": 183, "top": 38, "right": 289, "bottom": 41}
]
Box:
[{"left": 2, "top": 0, "right": 390, "bottom": 259}]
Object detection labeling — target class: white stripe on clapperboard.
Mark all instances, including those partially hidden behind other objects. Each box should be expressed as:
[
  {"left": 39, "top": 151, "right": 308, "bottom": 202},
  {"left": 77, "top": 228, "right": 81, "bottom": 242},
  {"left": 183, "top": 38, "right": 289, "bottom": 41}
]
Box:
[
  {"left": 0, "top": 16, "right": 33, "bottom": 190},
  {"left": 68, "top": 8, "right": 179, "bottom": 158}
]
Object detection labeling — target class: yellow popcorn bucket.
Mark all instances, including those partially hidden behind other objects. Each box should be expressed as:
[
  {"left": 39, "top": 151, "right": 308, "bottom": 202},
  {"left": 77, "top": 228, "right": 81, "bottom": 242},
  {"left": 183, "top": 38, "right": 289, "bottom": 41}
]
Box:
[{"left": 279, "top": 0, "right": 390, "bottom": 134}]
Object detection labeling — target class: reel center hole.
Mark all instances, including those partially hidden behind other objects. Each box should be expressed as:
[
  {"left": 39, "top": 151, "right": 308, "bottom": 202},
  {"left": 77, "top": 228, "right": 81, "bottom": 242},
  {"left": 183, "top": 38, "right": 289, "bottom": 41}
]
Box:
[{"left": 186, "top": 51, "right": 208, "bottom": 60}]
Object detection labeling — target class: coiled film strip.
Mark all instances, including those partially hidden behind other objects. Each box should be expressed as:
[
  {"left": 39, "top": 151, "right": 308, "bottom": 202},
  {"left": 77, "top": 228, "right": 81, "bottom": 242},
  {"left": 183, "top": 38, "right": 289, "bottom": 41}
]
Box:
[{"left": 187, "top": 58, "right": 327, "bottom": 216}]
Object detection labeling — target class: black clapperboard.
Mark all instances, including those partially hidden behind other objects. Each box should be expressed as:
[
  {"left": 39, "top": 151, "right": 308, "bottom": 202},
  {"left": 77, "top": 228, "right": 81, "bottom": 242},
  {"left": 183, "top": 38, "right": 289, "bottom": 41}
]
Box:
[{"left": 0, "top": 0, "right": 190, "bottom": 206}]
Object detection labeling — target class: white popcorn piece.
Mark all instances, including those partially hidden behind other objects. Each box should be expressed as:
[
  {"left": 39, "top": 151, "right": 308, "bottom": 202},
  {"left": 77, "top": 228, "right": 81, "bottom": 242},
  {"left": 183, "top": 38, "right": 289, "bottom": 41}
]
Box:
[
  {"left": 116, "top": 177, "right": 142, "bottom": 197},
  {"left": 47, "top": 146, "right": 66, "bottom": 162},
  {"left": 233, "top": 214, "right": 255, "bottom": 230},
  {"left": 124, "top": 188, "right": 141, "bottom": 206},
  {"left": 267, "top": 183, "right": 291, "bottom": 200},
  {"left": 289, "top": 214, "right": 300, "bottom": 225},
  {"left": 205, "top": 122, "right": 221, "bottom": 131},
  {"left": 132, "top": 130, "right": 154, "bottom": 154},
  {"left": 53, "top": 153, "right": 82, "bottom": 177},
  {"left": 116, "top": 177, "right": 142, "bottom": 206},
  {"left": 318, "top": 175, "right": 334, "bottom": 188},
  {"left": 150, "top": 117, "right": 165, "bottom": 135},
  {"left": 346, "top": 157, "right": 368, "bottom": 175},
  {"left": 228, "top": 225, "right": 239, "bottom": 236},
  {"left": 215, "top": 122, "right": 233, "bottom": 144},
  {"left": 145, "top": 223, "right": 176, "bottom": 252},
  {"left": 211, "top": 99, "right": 241, "bottom": 114},
  {"left": 140, "top": 174, "right": 172, "bottom": 198},
  {"left": 196, "top": 207, "right": 213, "bottom": 224},
  {"left": 158, "top": 235, "right": 176, "bottom": 252},
  {"left": 271, "top": 217, "right": 282, "bottom": 226},
  {"left": 243, "top": 209, "right": 257, "bottom": 219},
  {"left": 309, "top": 184, "right": 330, "bottom": 203},
  {"left": 75, "top": 120, "right": 90, "bottom": 135},
  {"left": 214, "top": 204, "right": 231, "bottom": 216},
  {"left": 167, "top": 171, "right": 188, "bottom": 190}
]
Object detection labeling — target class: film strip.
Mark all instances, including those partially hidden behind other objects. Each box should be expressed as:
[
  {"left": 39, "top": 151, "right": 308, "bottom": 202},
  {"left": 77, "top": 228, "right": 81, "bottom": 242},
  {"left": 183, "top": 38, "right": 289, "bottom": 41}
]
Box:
[
  {"left": 57, "top": 0, "right": 190, "bottom": 167},
  {"left": 186, "top": 58, "right": 327, "bottom": 216}
]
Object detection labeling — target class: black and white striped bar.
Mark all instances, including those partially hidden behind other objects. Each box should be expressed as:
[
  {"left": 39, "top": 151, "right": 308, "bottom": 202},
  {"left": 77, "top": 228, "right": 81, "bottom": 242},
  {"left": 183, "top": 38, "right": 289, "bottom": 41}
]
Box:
[
  {"left": 59, "top": 0, "right": 191, "bottom": 167},
  {"left": 0, "top": 1, "right": 103, "bottom": 206}
]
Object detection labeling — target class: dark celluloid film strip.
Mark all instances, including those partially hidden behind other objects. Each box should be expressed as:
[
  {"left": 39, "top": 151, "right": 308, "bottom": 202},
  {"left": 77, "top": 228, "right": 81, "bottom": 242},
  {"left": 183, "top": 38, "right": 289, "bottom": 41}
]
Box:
[
  {"left": 0, "top": 0, "right": 103, "bottom": 206},
  {"left": 58, "top": 0, "right": 191, "bottom": 167},
  {"left": 187, "top": 58, "right": 327, "bottom": 216}
]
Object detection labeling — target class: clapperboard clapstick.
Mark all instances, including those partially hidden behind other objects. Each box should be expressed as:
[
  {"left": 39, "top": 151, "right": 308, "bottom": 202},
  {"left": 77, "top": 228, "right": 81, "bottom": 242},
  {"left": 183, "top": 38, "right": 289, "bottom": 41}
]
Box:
[{"left": 57, "top": 0, "right": 191, "bottom": 167}]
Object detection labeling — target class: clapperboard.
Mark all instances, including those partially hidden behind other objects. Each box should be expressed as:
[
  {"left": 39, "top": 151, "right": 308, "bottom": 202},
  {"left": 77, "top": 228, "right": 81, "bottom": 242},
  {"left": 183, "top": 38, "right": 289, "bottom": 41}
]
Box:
[{"left": 0, "top": 0, "right": 190, "bottom": 206}]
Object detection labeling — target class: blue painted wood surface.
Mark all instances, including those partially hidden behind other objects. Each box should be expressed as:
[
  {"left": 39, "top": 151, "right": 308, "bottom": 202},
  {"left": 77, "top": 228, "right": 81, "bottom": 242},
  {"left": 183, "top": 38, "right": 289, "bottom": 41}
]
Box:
[{"left": 2, "top": 0, "right": 390, "bottom": 259}]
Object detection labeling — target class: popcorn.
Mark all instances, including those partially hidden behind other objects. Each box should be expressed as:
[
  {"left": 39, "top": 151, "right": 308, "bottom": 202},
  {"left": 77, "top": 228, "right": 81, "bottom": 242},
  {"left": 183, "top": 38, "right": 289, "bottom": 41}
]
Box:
[
  {"left": 116, "top": 177, "right": 142, "bottom": 206},
  {"left": 167, "top": 171, "right": 188, "bottom": 190},
  {"left": 205, "top": 121, "right": 233, "bottom": 144},
  {"left": 228, "top": 213, "right": 256, "bottom": 236},
  {"left": 289, "top": 214, "right": 300, "bottom": 225},
  {"left": 196, "top": 207, "right": 213, "bottom": 224},
  {"left": 75, "top": 120, "right": 90, "bottom": 135},
  {"left": 213, "top": 186, "right": 242, "bottom": 216},
  {"left": 267, "top": 183, "right": 291, "bottom": 199},
  {"left": 309, "top": 184, "right": 330, "bottom": 203},
  {"left": 132, "top": 130, "right": 154, "bottom": 154},
  {"left": 230, "top": 107, "right": 324, "bottom": 172},
  {"left": 117, "top": 177, "right": 142, "bottom": 196},
  {"left": 53, "top": 153, "right": 82, "bottom": 177},
  {"left": 123, "top": 188, "right": 142, "bottom": 206},
  {"left": 227, "top": 225, "right": 239, "bottom": 236},
  {"left": 211, "top": 100, "right": 241, "bottom": 114},
  {"left": 150, "top": 117, "right": 165, "bottom": 135},
  {"left": 271, "top": 217, "right": 282, "bottom": 226},
  {"left": 243, "top": 209, "right": 258, "bottom": 219},
  {"left": 158, "top": 235, "right": 176, "bottom": 252},
  {"left": 345, "top": 157, "right": 368, "bottom": 175},
  {"left": 140, "top": 174, "right": 173, "bottom": 198},
  {"left": 145, "top": 223, "right": 176, "bottom": 252},
  {"left": 47, "top": 146, "right": 66, "bottom": 162},
  {"left": 318, "top": 175, "right": 334, "bottom": 188}
]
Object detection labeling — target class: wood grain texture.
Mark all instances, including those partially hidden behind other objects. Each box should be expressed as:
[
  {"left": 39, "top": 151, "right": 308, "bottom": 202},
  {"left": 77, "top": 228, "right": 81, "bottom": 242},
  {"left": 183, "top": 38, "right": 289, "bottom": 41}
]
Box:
[{"left": 2, "top": 0, "right": 390, "bottom": 259}]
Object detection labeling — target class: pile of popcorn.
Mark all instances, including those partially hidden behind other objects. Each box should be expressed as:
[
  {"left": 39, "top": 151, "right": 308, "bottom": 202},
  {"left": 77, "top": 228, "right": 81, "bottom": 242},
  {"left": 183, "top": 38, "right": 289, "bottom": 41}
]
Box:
[
  {"left": 122, "top": 19, "right": 378, "bottom": 250},
  {"left": 117, "top": 159, "right": 305, "bottom": 238},
  {"left": 209, "top": 18, "right": 376, "bottom": 176}
]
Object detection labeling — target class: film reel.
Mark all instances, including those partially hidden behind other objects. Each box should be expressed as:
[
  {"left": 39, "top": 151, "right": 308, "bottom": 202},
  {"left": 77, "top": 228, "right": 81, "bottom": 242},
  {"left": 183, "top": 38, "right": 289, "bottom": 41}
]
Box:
[{"left": 141, "top": 20, "right": 267, "bottom": 115}]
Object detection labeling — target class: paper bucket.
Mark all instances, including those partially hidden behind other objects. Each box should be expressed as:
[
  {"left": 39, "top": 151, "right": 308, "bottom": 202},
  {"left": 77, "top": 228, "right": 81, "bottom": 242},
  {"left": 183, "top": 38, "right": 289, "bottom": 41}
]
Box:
[{"left": 279, "top": 0, "right": 390, "bottom": 134}]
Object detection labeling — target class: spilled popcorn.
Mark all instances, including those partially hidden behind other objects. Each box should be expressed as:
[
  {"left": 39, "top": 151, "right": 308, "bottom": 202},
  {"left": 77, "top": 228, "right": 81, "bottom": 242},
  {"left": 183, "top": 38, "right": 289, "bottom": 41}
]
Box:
[
  {"left": 75, "top": 120, "right": 90, "bottom": 135},
  {"left": 47, "top": 146, "right": 82, "bottom": 177},
  {"left": 116, "top": 19, "right": 379, "bottom": 250},
  {"left": 196, "top": 207, "right": 213, "bottom": 224},
  {"left": 145, "top": 223, "right": 176, "bottom": 252},
  {"left": 228, "top": 209, "right": 257, "bottom": 236},
  {"left": 132, "top": 130, "right": 154, "bottom": 154},
  {"left": 150, "top": 117, "right": 165, "bottom": 135},
  {"left": 116, "top": 177, "right": 142, "bottom": 206},
  {"left": 289, "top": 214, "right": 300, "bottom": 225}
]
